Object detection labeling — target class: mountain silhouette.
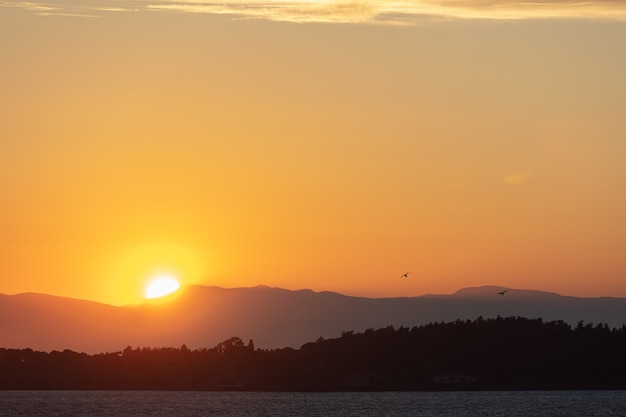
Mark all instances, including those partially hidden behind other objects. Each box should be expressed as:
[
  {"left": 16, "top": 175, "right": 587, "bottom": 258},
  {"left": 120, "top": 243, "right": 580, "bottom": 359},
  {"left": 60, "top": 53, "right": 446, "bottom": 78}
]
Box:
[{"left": 1, "top": 285, "right": 625, "bottom": 353}]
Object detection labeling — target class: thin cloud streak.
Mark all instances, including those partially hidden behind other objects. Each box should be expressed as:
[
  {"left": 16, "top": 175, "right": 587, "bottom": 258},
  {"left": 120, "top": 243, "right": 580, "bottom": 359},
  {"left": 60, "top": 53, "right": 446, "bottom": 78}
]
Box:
[
  {"left": 4, "top": 0, "right": 626, "bottom": 21},
  {"left": 1, "top": 0, "right": 139, "bottom": 16},
  {"left": 146, "top": 2, "right": 383, "bottom": 24},
  {"left": 1, "top": 1, "right": 57, "bottom": 11},
  {"left": 148, "top": 0, "right": 626, "bottom": 23}
]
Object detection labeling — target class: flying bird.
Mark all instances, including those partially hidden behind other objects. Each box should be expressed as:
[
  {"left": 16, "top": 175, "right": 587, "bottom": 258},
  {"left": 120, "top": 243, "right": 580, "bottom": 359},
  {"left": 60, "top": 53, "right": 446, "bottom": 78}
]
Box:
[
  {"left": 400, "top": 272, "right": 410, "bottom": 278},
  {"left": 497, "top": 290, "right": 508, "bottom": 296}
]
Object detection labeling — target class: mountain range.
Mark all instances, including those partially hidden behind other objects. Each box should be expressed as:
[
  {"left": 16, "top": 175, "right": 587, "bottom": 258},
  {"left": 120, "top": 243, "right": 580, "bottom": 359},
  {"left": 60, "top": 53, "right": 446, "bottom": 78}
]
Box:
[{"left": 1, "top": 285, "right": 625, "bottom": 354}]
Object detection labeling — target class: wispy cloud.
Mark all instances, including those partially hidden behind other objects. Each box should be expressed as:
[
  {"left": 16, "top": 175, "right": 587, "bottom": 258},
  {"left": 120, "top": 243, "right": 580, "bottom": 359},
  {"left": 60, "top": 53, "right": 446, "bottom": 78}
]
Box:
[
  {"left": 1, "top": 0, "right": 138, "bottom": 16},
  {"left": 146, "top": 2, "right": 383, "bottom": 24},
  {"left": 4, "top": 0, "right": 626, "bottom": 22},
  {"left": 142, "top": 0, "right": 626, "bottom": 23}
]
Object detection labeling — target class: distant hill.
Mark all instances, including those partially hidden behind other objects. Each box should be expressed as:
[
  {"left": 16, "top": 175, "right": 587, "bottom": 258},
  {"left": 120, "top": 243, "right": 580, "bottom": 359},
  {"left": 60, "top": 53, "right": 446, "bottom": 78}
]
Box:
[{"left": 1, "top": 285, "right": 625, "bottom": 353}]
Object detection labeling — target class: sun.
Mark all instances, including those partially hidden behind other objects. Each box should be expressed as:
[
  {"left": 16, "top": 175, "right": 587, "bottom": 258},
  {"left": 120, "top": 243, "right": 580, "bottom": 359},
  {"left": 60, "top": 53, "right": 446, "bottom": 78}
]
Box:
[{"left": 144, "top": 274, "right": 181, "bottom": 299}]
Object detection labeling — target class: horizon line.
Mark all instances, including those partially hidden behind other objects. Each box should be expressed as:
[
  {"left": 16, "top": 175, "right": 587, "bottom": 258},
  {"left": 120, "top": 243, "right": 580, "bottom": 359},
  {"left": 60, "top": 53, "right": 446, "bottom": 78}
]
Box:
[{"left": 4, "top": 283, "right": 624, "bottom": 307}]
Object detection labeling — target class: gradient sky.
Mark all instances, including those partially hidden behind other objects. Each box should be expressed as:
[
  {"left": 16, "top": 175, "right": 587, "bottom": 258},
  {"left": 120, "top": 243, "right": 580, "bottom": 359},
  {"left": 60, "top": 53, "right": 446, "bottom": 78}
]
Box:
[{"left": 2, "top": 0, "right": 626, "bottom": 305}]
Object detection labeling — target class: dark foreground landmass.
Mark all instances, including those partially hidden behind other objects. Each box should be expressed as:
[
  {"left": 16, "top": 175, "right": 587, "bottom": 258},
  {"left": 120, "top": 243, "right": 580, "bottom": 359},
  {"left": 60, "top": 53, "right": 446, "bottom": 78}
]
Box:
[{"left": 1, "top": 316, "right": 625, "bottom": 390}]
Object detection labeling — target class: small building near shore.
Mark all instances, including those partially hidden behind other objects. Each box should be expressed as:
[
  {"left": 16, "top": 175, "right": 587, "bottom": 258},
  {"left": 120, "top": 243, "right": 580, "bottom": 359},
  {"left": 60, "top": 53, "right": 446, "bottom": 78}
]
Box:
[{"left": 433, "top": 372, "right": 478, "bottom": 384}]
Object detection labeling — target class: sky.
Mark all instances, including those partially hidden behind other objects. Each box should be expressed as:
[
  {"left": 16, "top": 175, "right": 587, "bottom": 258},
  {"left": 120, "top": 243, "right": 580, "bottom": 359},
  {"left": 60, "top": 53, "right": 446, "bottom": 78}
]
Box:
[{"left": 2, "top": 0, "right": 626, "bottom": 306}]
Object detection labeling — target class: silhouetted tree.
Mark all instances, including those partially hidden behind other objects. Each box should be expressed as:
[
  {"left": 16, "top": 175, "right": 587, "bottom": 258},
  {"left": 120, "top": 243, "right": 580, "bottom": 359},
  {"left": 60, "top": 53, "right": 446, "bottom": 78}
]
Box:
[{"left": 1, "top": 317, "right": 625, "bottom": 390}]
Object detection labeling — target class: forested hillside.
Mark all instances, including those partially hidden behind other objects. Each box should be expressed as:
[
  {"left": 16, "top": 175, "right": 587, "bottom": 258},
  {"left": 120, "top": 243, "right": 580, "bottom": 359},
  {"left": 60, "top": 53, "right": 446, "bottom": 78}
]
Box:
[{"left": 2, "top": 316, "right": 625, "bottom": 390}]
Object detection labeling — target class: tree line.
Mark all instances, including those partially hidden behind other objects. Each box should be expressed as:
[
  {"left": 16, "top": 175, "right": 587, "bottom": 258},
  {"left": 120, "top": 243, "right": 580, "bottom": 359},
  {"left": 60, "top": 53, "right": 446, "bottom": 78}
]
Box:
[{"left": 1, "top": 316, "right": 625, "bottom": 390}]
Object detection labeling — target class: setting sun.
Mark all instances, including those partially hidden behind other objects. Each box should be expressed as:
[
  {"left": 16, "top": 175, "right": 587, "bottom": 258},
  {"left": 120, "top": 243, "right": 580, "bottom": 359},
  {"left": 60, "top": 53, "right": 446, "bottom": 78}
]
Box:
[{"left": 145, "top": 275, "right": 181, "bottom": 299}]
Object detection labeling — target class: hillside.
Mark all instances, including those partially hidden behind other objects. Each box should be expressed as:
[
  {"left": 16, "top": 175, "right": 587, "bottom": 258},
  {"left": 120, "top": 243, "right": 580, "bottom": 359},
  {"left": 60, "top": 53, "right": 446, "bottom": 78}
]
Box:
[{"left": 2, "top": 317, "right": 625, "bottom": 390}]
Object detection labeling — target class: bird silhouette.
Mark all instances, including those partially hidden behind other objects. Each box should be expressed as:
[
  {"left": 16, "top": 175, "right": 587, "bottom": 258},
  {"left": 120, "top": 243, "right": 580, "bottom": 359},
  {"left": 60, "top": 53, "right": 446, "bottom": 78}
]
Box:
[
  {"left": 400, "top": 272, "right": 410, "bottom": 278},
  {"left": 497, "top": 290, "right": 508, "bottom": 296}
]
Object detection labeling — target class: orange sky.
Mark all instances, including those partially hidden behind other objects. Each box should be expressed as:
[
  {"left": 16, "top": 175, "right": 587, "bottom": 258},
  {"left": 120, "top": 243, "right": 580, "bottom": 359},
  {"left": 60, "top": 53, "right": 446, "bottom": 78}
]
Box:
[{"left": 2, "top": 1, "right": 626, "bottom": 305}]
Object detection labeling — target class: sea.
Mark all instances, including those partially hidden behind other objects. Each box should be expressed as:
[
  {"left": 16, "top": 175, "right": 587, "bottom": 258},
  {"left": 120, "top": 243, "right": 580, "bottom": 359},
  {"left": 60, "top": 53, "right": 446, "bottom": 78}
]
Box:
[{"left": 1, "top": 390, "right": 625, "bottom": 416}]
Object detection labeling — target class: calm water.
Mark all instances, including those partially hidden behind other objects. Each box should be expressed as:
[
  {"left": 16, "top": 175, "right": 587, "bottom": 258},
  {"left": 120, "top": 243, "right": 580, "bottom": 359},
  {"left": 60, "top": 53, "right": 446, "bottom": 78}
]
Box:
[{"left": 0, "top": 390, "right": 625, "bottom": 416}]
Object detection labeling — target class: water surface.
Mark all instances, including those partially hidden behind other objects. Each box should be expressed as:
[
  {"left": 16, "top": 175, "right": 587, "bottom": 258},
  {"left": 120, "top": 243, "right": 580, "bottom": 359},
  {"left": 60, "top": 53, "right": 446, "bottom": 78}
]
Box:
[{"left": 1, "top": 390, "right": 625, "bottom": 416}]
